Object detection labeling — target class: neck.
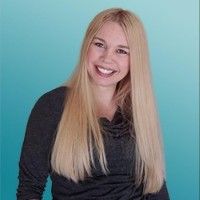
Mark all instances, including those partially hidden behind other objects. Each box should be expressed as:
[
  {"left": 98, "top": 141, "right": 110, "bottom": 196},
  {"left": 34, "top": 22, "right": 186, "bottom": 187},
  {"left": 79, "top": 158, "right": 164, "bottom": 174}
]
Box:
[
  {"left": 91, "top": 84, "right": 117, "bottom": 120},
  {"left": 92, "top": 85, "right": 117, "bottom": 120},
  {"left": 92, "top": 85, "right": 116, "bottom": 107}
]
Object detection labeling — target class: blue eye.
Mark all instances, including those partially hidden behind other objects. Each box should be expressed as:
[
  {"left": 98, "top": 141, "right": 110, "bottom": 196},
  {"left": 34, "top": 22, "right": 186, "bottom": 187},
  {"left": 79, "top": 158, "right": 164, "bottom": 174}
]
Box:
[{"left": 117, "top": 49, "right": 128, "bottom": 55}]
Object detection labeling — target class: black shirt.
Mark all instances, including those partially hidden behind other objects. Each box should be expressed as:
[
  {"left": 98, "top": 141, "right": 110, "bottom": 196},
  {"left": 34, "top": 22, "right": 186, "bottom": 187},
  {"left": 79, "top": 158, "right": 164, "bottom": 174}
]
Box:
[{"left": 16, "top": 86, "right": 170, "bottom": 200}]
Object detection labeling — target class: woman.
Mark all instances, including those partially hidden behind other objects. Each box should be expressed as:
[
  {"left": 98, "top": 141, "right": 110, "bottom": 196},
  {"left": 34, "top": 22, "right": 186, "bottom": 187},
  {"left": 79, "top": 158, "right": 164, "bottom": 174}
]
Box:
[{"left": 17, "top": 8, "right": 170, "bottom": 200}]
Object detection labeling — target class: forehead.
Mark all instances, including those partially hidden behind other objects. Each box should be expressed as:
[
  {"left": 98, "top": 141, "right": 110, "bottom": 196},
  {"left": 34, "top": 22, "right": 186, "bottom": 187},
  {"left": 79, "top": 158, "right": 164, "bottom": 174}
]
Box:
[{"left": 95, "top": 21, "right": 128, "bottom": 45}]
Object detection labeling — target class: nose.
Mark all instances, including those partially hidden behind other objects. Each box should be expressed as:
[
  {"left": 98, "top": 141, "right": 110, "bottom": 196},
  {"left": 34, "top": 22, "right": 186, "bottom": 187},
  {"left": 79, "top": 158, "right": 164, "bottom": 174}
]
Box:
[{"left": 101, "top": 48, "right": 114, "bottom": 63}]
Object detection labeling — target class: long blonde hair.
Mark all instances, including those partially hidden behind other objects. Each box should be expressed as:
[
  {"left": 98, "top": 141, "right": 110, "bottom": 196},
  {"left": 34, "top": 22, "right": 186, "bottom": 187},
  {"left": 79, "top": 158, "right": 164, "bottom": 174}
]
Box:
[{"left": 51, "top": 8, "right": 166, "bottom": 194}]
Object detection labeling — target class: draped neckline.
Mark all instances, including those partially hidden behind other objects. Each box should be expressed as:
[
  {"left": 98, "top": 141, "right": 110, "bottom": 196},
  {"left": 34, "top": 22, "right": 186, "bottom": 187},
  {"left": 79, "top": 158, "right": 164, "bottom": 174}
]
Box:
[{"left": 99, "top": 106, "right": 132, "bottom": 138}]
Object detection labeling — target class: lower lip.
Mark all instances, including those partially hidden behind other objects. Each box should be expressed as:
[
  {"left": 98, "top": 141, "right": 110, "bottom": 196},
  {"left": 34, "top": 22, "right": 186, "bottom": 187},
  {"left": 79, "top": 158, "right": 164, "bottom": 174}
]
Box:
[{"left": 95, "top": 66, "right": 116, "bottom": 78}]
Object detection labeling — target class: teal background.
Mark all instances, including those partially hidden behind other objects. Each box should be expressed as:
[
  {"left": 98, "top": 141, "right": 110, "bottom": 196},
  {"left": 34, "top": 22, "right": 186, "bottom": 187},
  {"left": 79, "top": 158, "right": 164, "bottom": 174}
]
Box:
[{"left": 1, "top": 0, "right": 199, "bottom": 199}]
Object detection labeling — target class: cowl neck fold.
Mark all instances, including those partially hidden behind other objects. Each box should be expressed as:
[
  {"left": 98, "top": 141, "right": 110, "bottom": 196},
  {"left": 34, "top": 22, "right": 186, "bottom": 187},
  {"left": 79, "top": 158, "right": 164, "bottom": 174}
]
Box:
[{"left": 99, "top": 107, "right": 132, "bottom": 138}]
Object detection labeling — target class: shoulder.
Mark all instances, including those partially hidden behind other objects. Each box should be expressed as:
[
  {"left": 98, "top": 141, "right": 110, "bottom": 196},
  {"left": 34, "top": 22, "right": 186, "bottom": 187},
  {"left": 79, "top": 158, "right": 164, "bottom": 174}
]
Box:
[
  {"left": 39, "top": 85, "right": 68, "bottom": 101},
  {"left": 31, "top": 85, "right": 69, "bottom": 116},
  {"left": 38, "top": 86, "right": 69, "bottom": 103}
]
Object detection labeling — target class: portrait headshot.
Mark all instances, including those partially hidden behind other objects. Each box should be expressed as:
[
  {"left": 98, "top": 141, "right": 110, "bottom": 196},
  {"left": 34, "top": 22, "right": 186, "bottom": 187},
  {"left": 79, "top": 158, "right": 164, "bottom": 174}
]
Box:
[{"left": 1, "top": 1, "right": 199, "bottom": 200}]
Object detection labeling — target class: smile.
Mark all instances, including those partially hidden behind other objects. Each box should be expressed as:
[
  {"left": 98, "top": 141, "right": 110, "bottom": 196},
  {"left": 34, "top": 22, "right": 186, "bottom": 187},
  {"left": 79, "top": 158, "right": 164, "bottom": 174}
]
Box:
[{"left": 95, "top": 65, "right": 117, "bottom": 77}]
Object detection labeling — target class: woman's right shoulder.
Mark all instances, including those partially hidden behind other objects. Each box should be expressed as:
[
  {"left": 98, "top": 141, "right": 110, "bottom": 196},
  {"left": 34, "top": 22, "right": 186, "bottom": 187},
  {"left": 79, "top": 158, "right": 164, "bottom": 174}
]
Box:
[
  {"left": 32, "top": 85, "right": 69, "bottom": 115},
  {"left": 41, "top": 85, "right": 68, "bottom": 100}
]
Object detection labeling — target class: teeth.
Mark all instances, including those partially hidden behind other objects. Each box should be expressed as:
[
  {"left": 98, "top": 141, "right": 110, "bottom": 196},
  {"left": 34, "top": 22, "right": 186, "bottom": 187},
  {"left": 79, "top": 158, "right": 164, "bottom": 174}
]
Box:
[{"left": 97, "top": 66, "right": 114, "bottom": 75}]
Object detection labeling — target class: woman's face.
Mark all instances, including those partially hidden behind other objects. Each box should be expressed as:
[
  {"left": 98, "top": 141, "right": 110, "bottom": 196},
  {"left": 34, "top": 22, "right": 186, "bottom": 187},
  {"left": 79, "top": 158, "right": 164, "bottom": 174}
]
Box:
[{"left": 87, "top": 21, "right": 130, "bottom": 89}]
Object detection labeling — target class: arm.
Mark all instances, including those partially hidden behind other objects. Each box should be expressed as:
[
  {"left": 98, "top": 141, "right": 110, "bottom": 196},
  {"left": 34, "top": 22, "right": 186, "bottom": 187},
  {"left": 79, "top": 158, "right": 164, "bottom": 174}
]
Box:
[{"left": 16, "top": 92, "right": 58, "bottom": 200}]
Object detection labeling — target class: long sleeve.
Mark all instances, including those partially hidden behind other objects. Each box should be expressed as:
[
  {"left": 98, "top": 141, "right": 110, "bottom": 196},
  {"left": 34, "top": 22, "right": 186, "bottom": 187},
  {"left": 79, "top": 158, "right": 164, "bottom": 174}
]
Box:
[{"left": 16, "top": 88, "right": 65, "bottom": 200}]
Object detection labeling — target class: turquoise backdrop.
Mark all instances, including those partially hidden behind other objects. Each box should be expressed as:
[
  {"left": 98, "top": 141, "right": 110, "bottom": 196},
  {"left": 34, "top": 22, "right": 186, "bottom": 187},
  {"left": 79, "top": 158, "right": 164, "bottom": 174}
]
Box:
[{"left": 1, "top": 0, "right": 199, "bottom": 199}]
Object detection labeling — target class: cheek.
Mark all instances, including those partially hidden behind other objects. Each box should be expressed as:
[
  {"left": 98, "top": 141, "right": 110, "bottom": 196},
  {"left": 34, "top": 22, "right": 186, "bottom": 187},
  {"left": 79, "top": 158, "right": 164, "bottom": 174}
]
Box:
[
  {"left": 87, "top": 47, "right": 99, "bottom": 63},
  {"left": 119, "top": 58, "right": 130, "bottom": 72},
  {"left": 127, "top": 59, "right": 130, "bottom": 71},
  {"left": 87, "top": 48, "right": 96, "bottom": 72},
  {"left": 126, "top": 57, "right": 130, "bottom": 69},
  {"left": 87, "top": 48, "right": 92, "bottom": 63}
]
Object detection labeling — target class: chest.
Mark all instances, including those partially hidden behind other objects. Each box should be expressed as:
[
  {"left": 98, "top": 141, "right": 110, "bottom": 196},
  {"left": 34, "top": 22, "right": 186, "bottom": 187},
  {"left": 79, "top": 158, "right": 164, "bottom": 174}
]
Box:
[{"left": 91, "top": 133, "right": 136, "bottom": 177}]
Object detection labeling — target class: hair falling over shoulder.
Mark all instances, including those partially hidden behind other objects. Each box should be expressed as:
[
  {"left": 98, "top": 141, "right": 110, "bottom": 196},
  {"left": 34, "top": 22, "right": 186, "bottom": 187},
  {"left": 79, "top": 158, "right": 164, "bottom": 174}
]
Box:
[{"left": 51, "top": 8, "right": 166, "bottom": 195}]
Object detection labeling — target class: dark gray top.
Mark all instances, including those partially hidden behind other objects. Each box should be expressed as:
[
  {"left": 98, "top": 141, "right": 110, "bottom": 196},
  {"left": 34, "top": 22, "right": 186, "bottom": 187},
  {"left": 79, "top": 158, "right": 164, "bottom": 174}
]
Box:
[{"left": 16, "top": 86, "right": 170, "bottom": 200}]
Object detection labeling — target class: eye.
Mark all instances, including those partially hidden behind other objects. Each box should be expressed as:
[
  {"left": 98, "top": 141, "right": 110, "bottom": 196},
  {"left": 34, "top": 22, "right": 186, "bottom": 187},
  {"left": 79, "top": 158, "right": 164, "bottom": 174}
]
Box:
[
  {"left": 94, "top": 42, "right": 104, "bottom": 48},
  {"left": 116, "top": 49, "right": 129, "bottom": 55}
]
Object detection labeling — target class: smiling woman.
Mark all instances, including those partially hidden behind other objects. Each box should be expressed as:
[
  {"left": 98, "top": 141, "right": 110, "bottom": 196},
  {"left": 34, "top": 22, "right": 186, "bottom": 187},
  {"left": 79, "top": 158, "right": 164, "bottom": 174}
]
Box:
[
  {"left": 16, "top": 8, "right": 170, "bottom": 200},
  {"left": 87, "top": 22, "right": 130, "bottom": 88}
]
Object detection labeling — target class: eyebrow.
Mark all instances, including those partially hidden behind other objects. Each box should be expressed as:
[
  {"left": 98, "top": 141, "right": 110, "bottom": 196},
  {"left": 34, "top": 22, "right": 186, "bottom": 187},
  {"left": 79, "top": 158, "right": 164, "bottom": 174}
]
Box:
[{"left": 93, "top": 37, "right": 130, "bottom": 50}]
